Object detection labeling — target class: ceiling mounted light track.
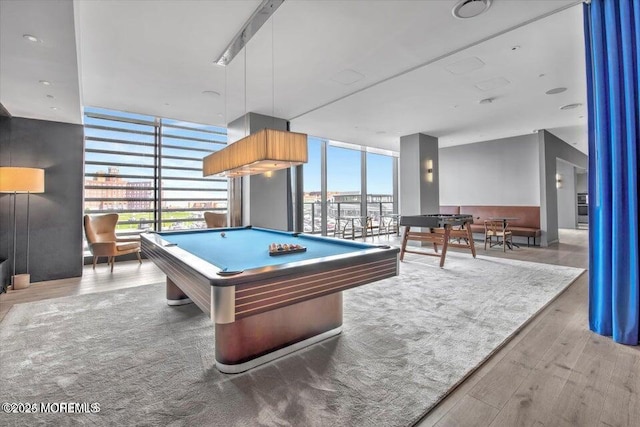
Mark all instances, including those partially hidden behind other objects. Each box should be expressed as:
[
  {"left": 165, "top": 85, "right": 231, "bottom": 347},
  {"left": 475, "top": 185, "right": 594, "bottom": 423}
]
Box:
[
  {"left": 214, "top": 0, "right": 284, "bottom": 66},
  {"left": 452, "top": 0, "right": 493, "bottom": 19}
]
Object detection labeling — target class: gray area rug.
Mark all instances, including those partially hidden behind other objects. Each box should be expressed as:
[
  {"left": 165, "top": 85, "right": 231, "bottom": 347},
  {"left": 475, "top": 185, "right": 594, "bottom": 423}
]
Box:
[{"left": 0, "top": 253, "right": 583, "bottom": 426}]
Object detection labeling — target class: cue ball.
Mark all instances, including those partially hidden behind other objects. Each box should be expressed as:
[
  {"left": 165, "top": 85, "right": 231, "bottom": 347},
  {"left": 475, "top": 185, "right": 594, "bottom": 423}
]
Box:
[{"left": 221, "top": 232, "right": 226, "bottom": 238}]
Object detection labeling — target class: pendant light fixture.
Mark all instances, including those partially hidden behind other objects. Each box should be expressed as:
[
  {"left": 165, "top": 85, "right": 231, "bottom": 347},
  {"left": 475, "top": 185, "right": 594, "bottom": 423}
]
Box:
[{"left": 204, "top": 1, "right": 307, "bottom": 178}]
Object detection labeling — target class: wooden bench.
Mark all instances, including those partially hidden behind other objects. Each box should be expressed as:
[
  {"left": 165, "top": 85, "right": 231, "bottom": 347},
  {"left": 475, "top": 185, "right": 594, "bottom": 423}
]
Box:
[{"left": 440, "top": 205, "right": 542, "bottom": 246}]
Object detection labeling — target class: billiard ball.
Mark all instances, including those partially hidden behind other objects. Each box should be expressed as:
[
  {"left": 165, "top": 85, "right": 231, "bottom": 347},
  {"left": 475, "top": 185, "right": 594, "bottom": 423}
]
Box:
[{"left": 221, "top": 232, "right": 226, "bottom": 238}]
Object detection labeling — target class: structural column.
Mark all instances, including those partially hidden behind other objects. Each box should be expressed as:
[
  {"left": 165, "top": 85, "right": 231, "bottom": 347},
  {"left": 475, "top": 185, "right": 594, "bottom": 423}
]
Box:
[
  {"left": 226, "top": 112, "right": 292, "bottom": 230},
  {"left": 399, "top": 133, "right": 439, "bottom": 216}
]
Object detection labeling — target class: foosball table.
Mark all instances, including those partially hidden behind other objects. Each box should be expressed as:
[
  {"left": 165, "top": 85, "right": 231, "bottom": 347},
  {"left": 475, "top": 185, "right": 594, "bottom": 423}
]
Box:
[{"left": 399, "top": 214, "right": 476, "bottom": 267}]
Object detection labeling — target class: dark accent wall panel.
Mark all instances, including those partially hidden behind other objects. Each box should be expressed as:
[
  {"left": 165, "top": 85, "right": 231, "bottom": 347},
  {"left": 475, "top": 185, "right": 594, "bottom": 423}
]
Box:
[{"left": 0, "top": 116, "right": 84, "bottom": 284}]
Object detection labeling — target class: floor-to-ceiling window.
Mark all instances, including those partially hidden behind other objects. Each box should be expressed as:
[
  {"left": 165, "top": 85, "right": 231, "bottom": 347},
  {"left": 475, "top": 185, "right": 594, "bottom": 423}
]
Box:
[
  {"left": 366, "top": 151, "right": 395, "bottom": 229},
  {"left": 159, "top": 118, "right": 227, "bottom": 230},
  {"left": 302, "top": 136, "right": 398, "bottom": 237},
  {"left": 327, "top": 143, "right": 362, "bottom": 236},
  {"left": 84, "top": 107, "right": 227, "bottom": 242}
]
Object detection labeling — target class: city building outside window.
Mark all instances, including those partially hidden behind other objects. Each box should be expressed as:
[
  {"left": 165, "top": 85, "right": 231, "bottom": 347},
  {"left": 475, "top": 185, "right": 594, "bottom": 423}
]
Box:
[{"left": 83, "top": 107, "right": 227, "bottom": 252}]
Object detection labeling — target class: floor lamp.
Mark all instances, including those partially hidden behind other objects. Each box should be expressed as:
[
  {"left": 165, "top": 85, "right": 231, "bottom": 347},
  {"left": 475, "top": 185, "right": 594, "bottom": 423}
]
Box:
[{"left": 0, "top": 167, "right": 45, "bottom": 290}]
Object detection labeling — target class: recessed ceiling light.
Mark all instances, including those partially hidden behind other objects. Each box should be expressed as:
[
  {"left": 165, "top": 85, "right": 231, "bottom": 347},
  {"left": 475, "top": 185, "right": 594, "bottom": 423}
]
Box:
[
  {"left": 39, "top": 80, "right": 51, "bottom": 86},
  {"left": 560, "top": 103, "right": 582, "bottom": 110},
  {"left": 538, "top": 73, "right": 546, "bottom": 78},
  {"left": 217, "top": 113, "right": 223, "bottom": 117},
  {"left": 50, "top": 107, "right": 58, "bottom": 110},
  {"left": 202, "top": 90, "right": 220, "bottom": 97},
  {"left": 163, "top": 103, "right": 170, "bottom": 106},
  {"left": 452, "top": 0, "right": 492, "bottom": 19},
  {"left": 546, "top": 87, "right": 567, "bottom": 95},
  {"left": 479, "top": 97, "right": 495, "bottom": 105},
  {"left": 23, "top": 34, "right": 39, "bottom": 42},
  {"left": 579, "top": 115, "right": 584, "bottom": 118},
  {"left": 511, "top": 45, "right": 521, "bottom": 51},
  {"left": 46, "top": 94, "right": 54, "bottom": 99}
]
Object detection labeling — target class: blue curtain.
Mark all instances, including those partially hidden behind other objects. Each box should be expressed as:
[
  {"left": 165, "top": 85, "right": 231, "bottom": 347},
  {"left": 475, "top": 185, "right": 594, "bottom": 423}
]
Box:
[{"left": 585, "top": 0, "right": 640, "bottom": 345}]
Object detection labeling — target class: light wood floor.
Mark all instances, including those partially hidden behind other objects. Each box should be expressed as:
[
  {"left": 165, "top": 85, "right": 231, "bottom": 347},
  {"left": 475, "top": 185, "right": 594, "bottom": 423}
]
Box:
[
  {"left": 1, "top": 230, "right": 637, "bottom": 427},
  {"left": 0, "top": 260, "right": 166, "bottom": 322}
]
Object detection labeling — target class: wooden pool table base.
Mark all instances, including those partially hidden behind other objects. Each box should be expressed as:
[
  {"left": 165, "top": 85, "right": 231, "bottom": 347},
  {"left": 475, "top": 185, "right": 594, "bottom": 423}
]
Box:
[
  {"left": 216, "top": 326, "right": 343, "bottom": 374},
  {"left": 166, "top": 279, "right": 193, "bottom": 305},
  {"left": 166, "top": 277, "right": 346, "bottom": 373},
  {"left": 166, "top": 297, "right": 193, "bottom": 306}
]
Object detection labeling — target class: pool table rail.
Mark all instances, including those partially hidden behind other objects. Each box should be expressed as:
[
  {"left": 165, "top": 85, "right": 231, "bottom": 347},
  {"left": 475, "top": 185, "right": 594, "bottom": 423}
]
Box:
[{"left": 141, "top": 227, "right": 398, "bottom": 287}]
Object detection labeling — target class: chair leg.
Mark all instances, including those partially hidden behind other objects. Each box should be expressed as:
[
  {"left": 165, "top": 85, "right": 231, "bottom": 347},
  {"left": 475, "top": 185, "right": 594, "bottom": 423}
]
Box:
[
  {"left": 110, "top": 257, "right": 114, "bottom": 272},
  {"left": 484, "top": 234, "right": 488, "bottom": 250},
  {"left": 503, "top": 235, "right": 506, "bottom": 252},
  {"left": 137, "top": 251, "right": 142, "bottom": 264},
  {"left": 93, "top": 256, "right": 97, "bottom": 269}
]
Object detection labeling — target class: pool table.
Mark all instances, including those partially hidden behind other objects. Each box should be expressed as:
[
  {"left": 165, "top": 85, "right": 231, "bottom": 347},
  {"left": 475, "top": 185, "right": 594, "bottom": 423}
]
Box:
[{"left": 141, "top": 226, "right": 399, "bottom": 373}]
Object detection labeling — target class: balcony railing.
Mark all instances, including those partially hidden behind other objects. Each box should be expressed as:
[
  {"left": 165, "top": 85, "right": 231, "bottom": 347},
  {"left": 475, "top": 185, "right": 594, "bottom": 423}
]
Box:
[{"left": 303, "top": 201, "right": 396, "bottom": 237}]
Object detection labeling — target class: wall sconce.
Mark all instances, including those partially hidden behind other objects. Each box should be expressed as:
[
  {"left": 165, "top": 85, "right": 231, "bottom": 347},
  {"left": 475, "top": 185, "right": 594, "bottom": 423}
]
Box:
[
  {"left": 425, "top": 159, "right": 434, "bottom": 183},
  {"left": 556, "top": 173, "right": 563, "bottom": 189}
]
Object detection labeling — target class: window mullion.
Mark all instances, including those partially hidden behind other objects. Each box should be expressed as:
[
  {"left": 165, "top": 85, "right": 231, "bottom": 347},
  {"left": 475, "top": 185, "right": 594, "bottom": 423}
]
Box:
[{"left": 156, "top": 118, "right": 163, "bottom": 231}]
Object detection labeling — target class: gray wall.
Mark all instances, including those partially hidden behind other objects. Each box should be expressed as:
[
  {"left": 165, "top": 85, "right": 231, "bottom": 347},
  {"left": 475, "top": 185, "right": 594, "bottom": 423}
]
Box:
[
  {"left": 556, "top": 159, "right": 577, "bottom": 229},
  {"left": 399, "top": 133, "right": 439, "bottom": 215},
  {"left": 439, "top": 134, "right": 541, "bottom": 206},
  {"left": 0, "top": 116, "right": 84, "bottom": 284},
  {"left": 576, "top": 172, "right": 588, "bottom": 193},
  {"left": 227, "top": 112, "right": 291, "bottom": 230},
  {"left": 538, "top": 130, "right": 588, "bottom": 245}
]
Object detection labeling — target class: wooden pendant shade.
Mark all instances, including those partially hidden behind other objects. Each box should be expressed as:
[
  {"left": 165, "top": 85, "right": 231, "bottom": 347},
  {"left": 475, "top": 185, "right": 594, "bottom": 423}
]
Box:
[{"left": 203, "top": 129, "right": 307, "bottom": 177}]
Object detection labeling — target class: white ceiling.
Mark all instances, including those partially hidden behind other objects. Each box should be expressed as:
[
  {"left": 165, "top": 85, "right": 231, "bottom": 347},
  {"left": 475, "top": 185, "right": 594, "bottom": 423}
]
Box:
[
  {"left": 291, "top": 4, "right": 587, "bottom": 151},
  {"left": 0, "top": 0, "right": 588, "bottom": 153},
  {"left": 0, "top": 0, "right": 82, "bottom": 124}
]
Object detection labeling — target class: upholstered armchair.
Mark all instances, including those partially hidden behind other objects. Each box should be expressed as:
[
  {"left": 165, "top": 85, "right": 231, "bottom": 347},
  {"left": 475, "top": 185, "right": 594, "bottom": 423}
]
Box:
[
  {"left": 84, "top": 213, "right": 142, "bottom": 272},
  {"left": 204, "top": 212, "right": 227, "bottom": 228}
]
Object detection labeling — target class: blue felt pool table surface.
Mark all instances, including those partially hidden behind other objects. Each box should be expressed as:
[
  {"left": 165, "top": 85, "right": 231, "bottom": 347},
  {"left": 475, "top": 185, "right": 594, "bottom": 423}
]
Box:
[{"left": 158, "top": 227, "right": 374, "bottom": 272}]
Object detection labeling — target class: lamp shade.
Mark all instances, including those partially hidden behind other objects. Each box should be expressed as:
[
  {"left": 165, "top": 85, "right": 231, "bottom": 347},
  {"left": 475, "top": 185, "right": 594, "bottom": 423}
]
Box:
[
  {"left": 203, "top": 129, "right": 307, "bottom": 177},
  {"left": 0, "top": 167, "right": 45, "bottom": 193}
]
